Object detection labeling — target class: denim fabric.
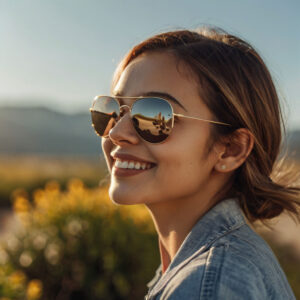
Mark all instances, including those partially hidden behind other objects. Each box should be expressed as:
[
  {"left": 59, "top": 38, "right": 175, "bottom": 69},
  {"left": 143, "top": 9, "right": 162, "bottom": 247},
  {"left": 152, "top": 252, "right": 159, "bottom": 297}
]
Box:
[{"left": 144, "top": 198, "right": 296, "bottom": 300}]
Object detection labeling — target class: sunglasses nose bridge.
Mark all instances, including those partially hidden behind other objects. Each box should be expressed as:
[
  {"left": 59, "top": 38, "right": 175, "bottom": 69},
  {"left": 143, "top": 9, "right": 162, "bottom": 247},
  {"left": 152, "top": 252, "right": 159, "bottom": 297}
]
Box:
[{"left": 119, "top": 104, "right": 131, "bottom": 117}]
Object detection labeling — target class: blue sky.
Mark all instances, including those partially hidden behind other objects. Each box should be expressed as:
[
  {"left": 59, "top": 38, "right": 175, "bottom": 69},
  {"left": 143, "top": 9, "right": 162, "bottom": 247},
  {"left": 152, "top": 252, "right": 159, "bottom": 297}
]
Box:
[{"left": 0, "top": 0, "right": 299, "bottom": 129}]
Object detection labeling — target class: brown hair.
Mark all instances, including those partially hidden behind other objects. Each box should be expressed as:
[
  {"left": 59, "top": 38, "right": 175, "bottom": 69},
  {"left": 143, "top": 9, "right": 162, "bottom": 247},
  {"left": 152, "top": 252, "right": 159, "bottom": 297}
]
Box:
[{"left": 112, "top": 27, "right": 300, "bottom": 223}]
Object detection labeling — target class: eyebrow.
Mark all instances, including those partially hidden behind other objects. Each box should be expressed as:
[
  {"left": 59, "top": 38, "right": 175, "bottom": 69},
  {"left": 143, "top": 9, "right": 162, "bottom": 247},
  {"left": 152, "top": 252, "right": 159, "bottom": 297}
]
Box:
[{"left": 114, "top": 91, "right": 187, "bottom": 111}]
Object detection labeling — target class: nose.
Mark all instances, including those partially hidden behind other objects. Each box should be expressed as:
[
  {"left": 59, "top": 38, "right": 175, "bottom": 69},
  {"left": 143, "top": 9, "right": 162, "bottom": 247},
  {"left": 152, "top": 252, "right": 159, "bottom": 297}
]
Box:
[{"left": 108, "top": 105, "right": 140, "bottom": 146}]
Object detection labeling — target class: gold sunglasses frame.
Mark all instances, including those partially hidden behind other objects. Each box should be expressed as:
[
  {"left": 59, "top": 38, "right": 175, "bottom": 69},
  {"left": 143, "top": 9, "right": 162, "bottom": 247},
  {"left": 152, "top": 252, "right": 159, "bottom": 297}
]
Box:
[{"left": 90, "top": 95, "right": 231, "bottom": 142}]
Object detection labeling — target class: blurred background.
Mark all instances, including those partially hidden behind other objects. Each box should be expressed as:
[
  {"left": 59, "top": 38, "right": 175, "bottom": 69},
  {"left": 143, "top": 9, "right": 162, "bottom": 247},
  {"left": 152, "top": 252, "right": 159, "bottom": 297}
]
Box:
[{"left": 0, "top": 0, "right": 299, "bottom": 299}]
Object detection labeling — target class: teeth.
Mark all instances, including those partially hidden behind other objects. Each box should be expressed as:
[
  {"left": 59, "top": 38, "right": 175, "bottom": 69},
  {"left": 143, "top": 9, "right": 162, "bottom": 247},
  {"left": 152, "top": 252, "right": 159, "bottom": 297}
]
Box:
[
  {"left": 115, "top": 160, "right": 128, "bottom": 168},
  {"left": 115, "top": 159, "right": 153, "bottom": 170},
  {"left": 128, "top": 162, "right": 135, "bottom": 169},
  {"left": 115, "top": 160, "right": 121, "bottom": 168},
  {"left": 121, "top": 161, "right": 128, "bottom": 168}
]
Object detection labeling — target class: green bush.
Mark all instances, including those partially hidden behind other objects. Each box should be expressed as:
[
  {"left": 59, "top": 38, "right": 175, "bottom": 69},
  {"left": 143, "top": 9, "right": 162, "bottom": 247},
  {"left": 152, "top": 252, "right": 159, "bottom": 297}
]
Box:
[
  {"left": 0, "top": 179, "right": 159, "bottom": 300},
  {"left": 1, "top": 174, "right": 298, "bottom": 299}
]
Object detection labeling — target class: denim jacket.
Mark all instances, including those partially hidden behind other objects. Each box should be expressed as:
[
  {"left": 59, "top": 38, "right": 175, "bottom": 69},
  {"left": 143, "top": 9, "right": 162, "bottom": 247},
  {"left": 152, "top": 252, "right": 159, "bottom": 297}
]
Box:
[{"left": 144, "top": 198, "right": 296, "bottom": 300}]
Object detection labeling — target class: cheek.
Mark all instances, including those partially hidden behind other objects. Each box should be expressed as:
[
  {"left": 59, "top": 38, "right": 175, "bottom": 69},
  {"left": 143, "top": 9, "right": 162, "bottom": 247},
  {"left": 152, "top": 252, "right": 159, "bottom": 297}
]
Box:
[
  {"left": 167, "top": 152, "right": 210, "bottom": 182},
  {"left": 152, "top": 135, "right": 213, "bottom": 189},
  {"left": 155, "top": 125, "right": 211, "bottom": 169}
]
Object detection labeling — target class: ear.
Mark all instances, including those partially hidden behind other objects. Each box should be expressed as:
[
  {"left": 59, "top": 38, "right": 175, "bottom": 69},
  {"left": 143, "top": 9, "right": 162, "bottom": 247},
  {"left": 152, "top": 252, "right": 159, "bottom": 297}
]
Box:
[{"left": 214, "top": 128, "right": 254, "bottom": 173}]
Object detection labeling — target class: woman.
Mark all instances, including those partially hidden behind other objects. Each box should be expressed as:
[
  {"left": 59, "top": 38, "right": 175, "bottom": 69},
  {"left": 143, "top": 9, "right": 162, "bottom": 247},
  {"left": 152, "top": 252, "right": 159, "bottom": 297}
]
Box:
[{"left": 90, "top": 27, "right": 299, "bottom": 299}]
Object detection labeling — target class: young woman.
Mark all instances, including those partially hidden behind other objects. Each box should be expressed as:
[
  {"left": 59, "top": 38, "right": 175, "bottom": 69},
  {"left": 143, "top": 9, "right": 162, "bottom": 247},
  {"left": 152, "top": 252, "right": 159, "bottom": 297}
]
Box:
[{"left": 90, "top": 27, "right": 300, "bottom": 299}]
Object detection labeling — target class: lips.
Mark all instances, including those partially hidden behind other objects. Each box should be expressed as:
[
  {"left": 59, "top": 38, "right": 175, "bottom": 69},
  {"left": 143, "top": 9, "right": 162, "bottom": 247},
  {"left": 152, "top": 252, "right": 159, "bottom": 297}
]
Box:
[{"left": 110, "top": 152, "right": 156, "bottom": 176}]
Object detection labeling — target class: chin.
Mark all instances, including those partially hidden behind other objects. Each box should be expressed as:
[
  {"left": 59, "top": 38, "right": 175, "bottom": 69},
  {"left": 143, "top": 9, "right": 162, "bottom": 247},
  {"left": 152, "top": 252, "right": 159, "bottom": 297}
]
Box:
[
  {"left": 108, "top": 186, "right": 138, "bottom": 206},
  {"left": 108, "top": 182, "right": 155, "bottom": 206}
]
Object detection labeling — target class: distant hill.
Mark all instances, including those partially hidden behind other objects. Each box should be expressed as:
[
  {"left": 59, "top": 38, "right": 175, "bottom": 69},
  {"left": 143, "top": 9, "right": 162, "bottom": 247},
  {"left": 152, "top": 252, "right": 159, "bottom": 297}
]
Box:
[
  {"left": 0, "top": 106, "right": 102, "bottom": 155},
  {"left": 286, "top": 130, "right": 300, "bottom": 160},
  {"left": 0, "top": 106, "right": 299, "bottom": 158}
]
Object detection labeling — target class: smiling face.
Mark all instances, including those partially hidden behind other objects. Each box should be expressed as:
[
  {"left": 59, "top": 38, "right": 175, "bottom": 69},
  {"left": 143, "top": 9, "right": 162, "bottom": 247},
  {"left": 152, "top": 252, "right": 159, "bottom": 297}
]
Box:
[{"left": 101, "top": 51, "right": 222, "bottom": 208}]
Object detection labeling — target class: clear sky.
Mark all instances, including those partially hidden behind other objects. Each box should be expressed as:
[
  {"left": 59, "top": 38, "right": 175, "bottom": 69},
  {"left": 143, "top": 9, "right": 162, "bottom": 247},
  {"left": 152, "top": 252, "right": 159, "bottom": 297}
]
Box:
[{"left": 0, "top": 0, "right": 299, "bottom": 129}]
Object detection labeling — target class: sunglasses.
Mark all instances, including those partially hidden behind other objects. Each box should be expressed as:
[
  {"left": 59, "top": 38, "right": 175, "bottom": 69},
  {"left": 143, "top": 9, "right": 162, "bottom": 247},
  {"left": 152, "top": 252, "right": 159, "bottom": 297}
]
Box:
[{"left": 90, "top": 95, "right": 231, "bottom": 144}]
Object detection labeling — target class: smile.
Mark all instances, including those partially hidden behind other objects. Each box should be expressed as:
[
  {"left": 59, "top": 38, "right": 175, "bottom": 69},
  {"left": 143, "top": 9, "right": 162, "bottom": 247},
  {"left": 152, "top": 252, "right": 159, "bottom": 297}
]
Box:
[{"left": 114, "top": 159, "right": 152, "bottom": 170}]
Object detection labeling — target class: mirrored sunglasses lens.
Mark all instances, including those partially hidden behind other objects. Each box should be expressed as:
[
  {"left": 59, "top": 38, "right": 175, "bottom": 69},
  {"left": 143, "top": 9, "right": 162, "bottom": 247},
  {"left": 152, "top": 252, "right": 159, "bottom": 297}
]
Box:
[
  {"left": 131, "top": 98, "right": 173, "bottom": 143},
  {"left": 91, "top": 96, "right": 119, "bottom": 136}
]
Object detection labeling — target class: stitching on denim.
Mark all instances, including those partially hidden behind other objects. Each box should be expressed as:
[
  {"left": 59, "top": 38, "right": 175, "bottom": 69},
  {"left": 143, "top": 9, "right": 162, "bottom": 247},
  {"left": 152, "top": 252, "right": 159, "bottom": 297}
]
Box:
[
  {"left": 201, "top": 221, "right": 245, "bottom": 252},
  {"left": 228, "top": 240, "right": 294, "bottom": 298},
  {"left": 199, "top": 245, "right": 226, "bottom": 299},
  {"left": 229, "top": 226, "right": 292, "bottom": 288},
  {"left": 148, "top": 222, "right": 245, "bottom": 298},
  {"left": 227, "top": 245, "right": 271, "bottom": 297}
]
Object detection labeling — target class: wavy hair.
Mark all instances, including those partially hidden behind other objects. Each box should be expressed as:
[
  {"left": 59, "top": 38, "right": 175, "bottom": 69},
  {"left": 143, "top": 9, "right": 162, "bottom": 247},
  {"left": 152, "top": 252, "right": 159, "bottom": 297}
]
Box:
[{"left": 112, "top": 27, "right": 300, "bottom": 223}]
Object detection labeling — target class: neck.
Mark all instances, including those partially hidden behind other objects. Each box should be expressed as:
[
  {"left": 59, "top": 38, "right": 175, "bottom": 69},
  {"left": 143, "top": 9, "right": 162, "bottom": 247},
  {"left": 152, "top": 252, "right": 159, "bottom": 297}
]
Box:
[{"left": 145, "top": 177, "right": 230, "bottom": 273}]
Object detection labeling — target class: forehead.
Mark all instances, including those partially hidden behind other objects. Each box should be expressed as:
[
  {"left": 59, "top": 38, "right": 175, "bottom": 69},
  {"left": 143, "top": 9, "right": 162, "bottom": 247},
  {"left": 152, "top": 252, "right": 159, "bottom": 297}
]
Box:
[{"left": 113, "top": 52, "right": 208, "bottom": 113}]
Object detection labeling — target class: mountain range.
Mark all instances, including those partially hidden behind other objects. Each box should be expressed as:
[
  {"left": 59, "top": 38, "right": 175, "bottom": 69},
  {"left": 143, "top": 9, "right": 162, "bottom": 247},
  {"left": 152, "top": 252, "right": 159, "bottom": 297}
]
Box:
[
  {"left": 0, "top": 106, "right": 101, "bottom": 155},
  {"left": 0, "top": 106, "right": 299, "bottom": 158}
]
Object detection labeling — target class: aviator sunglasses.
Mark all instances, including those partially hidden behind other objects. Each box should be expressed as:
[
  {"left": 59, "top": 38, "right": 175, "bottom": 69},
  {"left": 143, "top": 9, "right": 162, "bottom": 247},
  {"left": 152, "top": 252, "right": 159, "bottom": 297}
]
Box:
[{"left": 90, "top": 95, "right": 231, "bottom": 144}]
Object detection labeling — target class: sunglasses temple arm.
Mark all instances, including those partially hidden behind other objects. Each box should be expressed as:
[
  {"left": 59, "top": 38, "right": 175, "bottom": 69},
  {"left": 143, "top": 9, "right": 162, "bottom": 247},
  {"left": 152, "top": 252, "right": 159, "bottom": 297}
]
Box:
[{"left": 173, "top": 113, "right": 231, "bottom": 126}]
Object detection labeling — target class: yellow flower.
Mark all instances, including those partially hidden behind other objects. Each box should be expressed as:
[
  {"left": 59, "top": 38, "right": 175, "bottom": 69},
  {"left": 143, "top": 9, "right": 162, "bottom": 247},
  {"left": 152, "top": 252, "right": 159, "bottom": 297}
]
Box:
[
  {"left": 13, "top": 196, "right": 31, "bottom": 214},
  {"left": 9, "top": 270, "right": 26, "bottom": 287},
  {"left": 26, "top": 279, "right": 43, "bottom": 300},
  {"left": 33, "top": 189, "right": 46, "bottom": 208},
  {"left": 45, "top": 180, "right": 60, "bottom": 196},
  {"left": 120, "top": 204, "right": 154, "bottom": 231},
  {"left": 67, "top": 178, "right": 84, "bottom": 194}
]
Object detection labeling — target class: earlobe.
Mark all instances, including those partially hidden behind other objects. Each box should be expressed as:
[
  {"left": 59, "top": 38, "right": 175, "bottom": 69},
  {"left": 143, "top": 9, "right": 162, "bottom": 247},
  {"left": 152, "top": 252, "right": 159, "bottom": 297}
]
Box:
[
  {"left": 215, "top": 163, "right": 229, "bottom": 173},
  {"left": 214, "top": 128, "right": 254, "bottom": 173}
]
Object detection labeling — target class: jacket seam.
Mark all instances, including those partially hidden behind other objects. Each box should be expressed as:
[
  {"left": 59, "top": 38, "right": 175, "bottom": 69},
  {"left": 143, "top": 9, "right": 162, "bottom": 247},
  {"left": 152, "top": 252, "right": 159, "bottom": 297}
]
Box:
[
  {"left": 199, "top": 244, "right": 226, "bottom": 299},
  {"left": 201, "top": 222, "right": 246, "bottom": 252},
  {"left": 228, "top": 243, "right": 294, "bottom": 298},
  {"left": 148, "top": 222, "right": 245, "bottom": 298},
  {"left": 229, "top": 231, "right": 282, "bottom": 281}
]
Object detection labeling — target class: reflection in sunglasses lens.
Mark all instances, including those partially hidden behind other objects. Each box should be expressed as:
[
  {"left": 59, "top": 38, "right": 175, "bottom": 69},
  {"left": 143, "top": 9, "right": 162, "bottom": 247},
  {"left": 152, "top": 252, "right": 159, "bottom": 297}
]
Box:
[
  {"left": 91, "top": 97, "right": 119, "bottom": 136},
  {"left": 131, "top": 98, "right": 173, "bottom": 143}
]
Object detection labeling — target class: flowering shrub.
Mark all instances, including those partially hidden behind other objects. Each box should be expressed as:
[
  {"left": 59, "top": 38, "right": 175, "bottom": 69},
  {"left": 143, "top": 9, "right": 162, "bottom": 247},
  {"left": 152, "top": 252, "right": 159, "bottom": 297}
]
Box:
[{"left": 0, "top": 179, "right": 159, "bottom": 299}]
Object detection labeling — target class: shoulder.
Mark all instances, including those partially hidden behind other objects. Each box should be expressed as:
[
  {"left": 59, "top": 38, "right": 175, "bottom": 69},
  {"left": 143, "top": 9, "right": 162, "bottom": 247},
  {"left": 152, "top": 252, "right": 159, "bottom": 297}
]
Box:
[
  {"left": 202, "top": 224, "right": 295, "bottom": 299},
  {"left": 160, "top": 224, "right": 295, "bottom": 300},
  {"left": 199, "top": 239, "right": 268, "bottom": 300}
]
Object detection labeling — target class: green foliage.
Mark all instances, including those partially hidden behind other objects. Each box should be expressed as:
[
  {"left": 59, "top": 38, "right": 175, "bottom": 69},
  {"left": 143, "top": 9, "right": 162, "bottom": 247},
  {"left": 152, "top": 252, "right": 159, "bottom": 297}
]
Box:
[
  {"left": 1, "top": 155, "right": 299, "bottom": 299},
  {"left": 0, "top": 180, "right": 159, "bottom": 299}
]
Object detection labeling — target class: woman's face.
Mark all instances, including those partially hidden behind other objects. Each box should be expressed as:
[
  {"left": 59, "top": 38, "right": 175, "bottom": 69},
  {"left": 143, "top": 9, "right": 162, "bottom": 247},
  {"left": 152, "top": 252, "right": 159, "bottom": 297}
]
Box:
[{"left": 102, "top": 51, "right": 220, "bottom": 207}]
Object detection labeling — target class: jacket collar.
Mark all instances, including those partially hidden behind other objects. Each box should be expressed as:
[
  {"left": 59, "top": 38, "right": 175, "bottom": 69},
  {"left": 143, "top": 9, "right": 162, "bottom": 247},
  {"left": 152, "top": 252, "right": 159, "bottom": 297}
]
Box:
[{"left": 147, "top": 197, "right": 246, "bottom": 295}]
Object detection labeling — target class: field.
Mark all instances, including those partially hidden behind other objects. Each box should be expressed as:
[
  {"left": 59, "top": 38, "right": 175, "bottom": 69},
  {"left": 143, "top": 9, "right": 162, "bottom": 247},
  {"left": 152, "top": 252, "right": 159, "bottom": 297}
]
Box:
[
  {"left": 0, "top": 155, "right": 108, "bottom": 208},
  {"left": 0, "top": 155, "right": 299, "bottom": 299}
]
